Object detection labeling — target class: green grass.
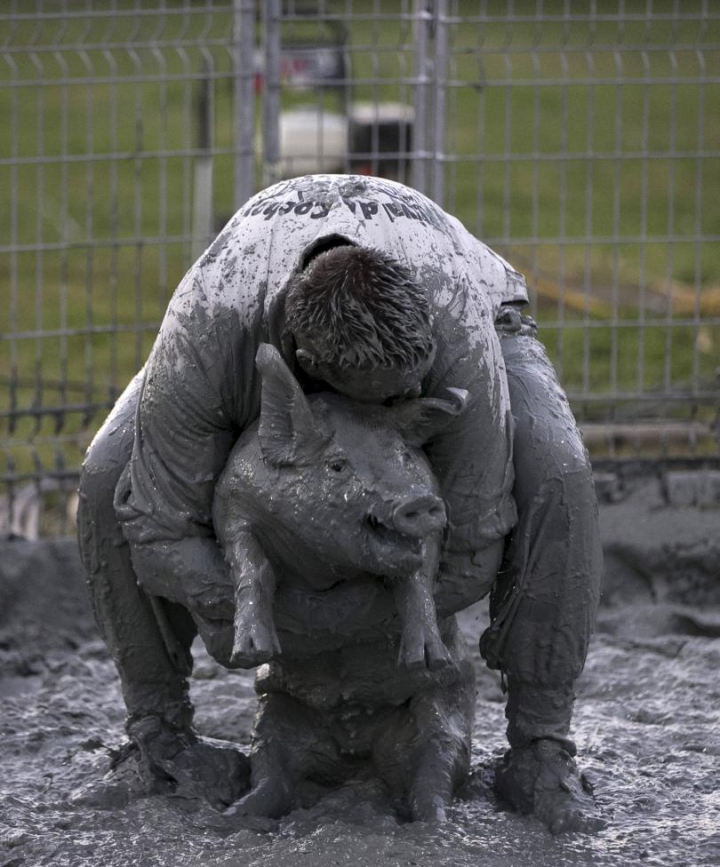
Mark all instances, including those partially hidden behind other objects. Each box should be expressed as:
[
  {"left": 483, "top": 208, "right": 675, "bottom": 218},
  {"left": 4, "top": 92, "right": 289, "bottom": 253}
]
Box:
[{"left": 1, "top": 0, "right": 719, "bottom": 484}]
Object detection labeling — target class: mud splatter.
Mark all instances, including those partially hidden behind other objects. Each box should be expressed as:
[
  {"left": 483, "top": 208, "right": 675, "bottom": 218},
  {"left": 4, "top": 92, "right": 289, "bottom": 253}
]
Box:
[{"left": 1, "top": 479, "right": 719, "bottom": 867}]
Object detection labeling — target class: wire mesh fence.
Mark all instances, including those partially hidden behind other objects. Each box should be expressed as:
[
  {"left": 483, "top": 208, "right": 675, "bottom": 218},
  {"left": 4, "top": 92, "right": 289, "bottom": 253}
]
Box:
[{"left": 1, "top": 0, "right": 719, "bottom": 537}]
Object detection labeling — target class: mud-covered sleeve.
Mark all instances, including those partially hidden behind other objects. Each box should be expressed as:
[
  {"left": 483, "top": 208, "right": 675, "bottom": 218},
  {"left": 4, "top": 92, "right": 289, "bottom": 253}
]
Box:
[
  {"left": 424, "top": 299, "right": 517, "bottom": 557},
  {"left": 116, "top": 266, "right": 259, "bottom": 546}
]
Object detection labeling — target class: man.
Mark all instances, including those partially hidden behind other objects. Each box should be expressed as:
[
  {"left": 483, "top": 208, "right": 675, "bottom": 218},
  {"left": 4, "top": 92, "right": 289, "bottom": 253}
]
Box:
[{"left": 78, "top": 174, "right": 602, "bottom": 832}]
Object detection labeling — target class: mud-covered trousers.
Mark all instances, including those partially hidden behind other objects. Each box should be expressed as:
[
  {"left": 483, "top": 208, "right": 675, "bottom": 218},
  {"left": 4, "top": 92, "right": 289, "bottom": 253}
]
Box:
[
  {"left": 77, "top": 317, "right": 603, "bottom": 752},
  {"left": 483, "top": 310, "right": 602, "bottom": 752}
]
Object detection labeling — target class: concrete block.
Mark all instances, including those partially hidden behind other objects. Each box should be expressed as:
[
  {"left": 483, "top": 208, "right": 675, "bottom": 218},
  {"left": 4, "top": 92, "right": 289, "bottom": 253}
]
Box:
[{"left": 665, "top": 470, "right": 720, "bottom": 508}]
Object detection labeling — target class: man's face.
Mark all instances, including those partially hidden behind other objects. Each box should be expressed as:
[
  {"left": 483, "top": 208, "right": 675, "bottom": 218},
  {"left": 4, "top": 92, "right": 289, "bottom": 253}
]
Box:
[
  {"left": 295, "top": 339, "right": 435, "bottom": 405},
  {"left": 321, "top": 364, "right": 427, "bottom": 404}
]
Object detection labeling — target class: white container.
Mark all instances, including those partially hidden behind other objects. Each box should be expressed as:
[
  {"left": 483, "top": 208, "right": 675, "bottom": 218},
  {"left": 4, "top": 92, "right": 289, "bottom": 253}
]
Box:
[{"left": 275, "top": 108, "right": 349, "bottom": 176}]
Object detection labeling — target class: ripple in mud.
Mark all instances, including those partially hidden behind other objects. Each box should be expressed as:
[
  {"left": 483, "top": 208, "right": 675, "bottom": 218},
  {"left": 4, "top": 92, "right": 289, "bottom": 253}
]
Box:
[
  {"left": 1, "top": 526, "right": 719, "bottom": 867},
  {"left": 0, "top": 613, "right": 718, "bottom": 867}
]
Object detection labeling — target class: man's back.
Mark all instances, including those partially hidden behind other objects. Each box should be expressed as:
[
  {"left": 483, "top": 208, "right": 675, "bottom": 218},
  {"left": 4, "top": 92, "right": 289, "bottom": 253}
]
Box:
[{"left": 122, "top": 175, "right": 518, "bottom": 554}]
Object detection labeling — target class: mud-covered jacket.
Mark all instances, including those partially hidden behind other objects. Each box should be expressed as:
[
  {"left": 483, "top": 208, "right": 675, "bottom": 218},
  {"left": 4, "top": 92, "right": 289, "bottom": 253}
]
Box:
[{"left": 118, "top": 175, "right": 525, "bottom": 572}]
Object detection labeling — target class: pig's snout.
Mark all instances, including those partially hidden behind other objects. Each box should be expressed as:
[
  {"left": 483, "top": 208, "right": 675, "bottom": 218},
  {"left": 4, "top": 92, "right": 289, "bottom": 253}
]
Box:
[{"left": 392, "top": 494, "right": 446, "bottom": 537}]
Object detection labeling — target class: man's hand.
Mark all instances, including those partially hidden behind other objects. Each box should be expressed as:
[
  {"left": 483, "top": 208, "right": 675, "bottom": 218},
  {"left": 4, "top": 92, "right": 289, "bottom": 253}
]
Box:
[
  {"left": 130, "top": 535, "right": 235, "bottom": 621},
  {"left": 273, "top": 577, "right": 397, "bottom": 642},
  {"left": 434, "top": 543, "right": 503, "bottom": 618},
  {"left": 183, "top": 579, "right": 235, "bottom": 622}
]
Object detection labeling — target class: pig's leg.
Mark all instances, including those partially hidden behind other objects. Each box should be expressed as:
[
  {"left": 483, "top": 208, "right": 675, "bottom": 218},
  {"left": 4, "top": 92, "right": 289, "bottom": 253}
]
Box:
[
  {"left": 409, "top": 741, "right": 455, "bottom": 823},
  {"left": 409, "top": 678, "right": 474, "bottom": 822},
  {"left": 227, "top": 693, "right": 339, "bottom": 819},
  {"left": 227, "top": 742, "right": 293, "bottom": 819},
  {"left": 393, "top": 534, "right": 451, "bottom": 671},
  {"left": 223, "top": 528, "right": 282, "bottom": 668},
  {"left": 372, "top": 633, "right": 475, "bottom": 822}
]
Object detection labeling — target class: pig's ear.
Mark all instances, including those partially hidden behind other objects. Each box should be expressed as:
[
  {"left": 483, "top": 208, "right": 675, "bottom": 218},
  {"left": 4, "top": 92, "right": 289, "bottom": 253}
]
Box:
[
  {"left": 255, "top": 343, "right": 322, "bottom": 465},
  {"left": 388, "top": 387, "right": 468, "bottom": 447}
]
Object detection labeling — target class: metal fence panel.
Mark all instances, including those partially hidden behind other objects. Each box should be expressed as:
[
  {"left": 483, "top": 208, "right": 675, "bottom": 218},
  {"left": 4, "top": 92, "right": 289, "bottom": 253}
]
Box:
[
  {"left": 1, "top": 0, "right": 719, "bottom": 537},
  {"left": 437, "top": 0, "right": 720, "bottom": 463}
]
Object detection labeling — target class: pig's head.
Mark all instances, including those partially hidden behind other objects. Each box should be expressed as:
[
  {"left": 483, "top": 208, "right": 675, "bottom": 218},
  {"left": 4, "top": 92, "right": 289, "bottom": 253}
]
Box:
[{"left": 254, "top": 343, "right": 467, "bottom": 578}]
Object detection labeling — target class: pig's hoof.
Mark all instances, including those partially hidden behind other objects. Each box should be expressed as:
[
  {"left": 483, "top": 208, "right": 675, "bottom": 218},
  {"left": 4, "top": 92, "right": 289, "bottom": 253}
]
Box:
[
  {"left": 225, "top": 778, "right": 292, "bottom": 820},
  {"left": 164, "top": 738, "right": 251, "bottom": 809},
  {"left": 128, "top": 716, "right": 251, "bottom": 808},
  {"left": 495, "top": 739, "right": 606, "bottom": 835},
  {"left": 426, "top": 642, "right": 452, "bottom": 672},
  {"left": 229, "top": 647, "right": 273, "bottom": 669},
  {"left": 230, "top": 628, "right": 282, "bottom": 669},
  {"left": 398, "top": 636, "right": 451, "bottom": 671},
  {"left": 410, "top": 794, "right": 449, "bottom": 823}
]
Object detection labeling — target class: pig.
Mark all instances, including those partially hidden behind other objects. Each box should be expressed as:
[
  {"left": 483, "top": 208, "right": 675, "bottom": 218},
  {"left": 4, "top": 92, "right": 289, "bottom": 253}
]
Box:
[
  {"left": 213, "top": 343, "right": 468, "bottom": 673},
  {"left": 211, "top": 343, "right": 476, "bottom": 822},
  {"left": 229, "top": 629, "right": 477, "bottom": 823}
]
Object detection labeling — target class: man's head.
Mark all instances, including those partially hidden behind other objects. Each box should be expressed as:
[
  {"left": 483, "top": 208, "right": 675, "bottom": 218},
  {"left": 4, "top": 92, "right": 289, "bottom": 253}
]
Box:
[{"left": 285, "top": 245, "right": 436, "bottom": 403}]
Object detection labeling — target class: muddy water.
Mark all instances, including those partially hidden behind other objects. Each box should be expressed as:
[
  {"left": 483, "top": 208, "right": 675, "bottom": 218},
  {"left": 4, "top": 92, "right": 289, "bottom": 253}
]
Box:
[{"left": 1, "top": 506, "right": 719, "bottom": 867}]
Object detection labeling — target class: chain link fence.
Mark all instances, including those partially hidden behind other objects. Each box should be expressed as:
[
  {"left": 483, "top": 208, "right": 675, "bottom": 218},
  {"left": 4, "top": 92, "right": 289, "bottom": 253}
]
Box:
[{"left": 2, "top": 0, "right": 719, "bottom": 536}]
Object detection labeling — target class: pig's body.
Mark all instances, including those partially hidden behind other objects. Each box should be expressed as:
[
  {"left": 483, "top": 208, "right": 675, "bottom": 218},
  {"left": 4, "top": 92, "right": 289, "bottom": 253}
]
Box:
[
  {"left": 212, "top": 345, "right": 476, "bottom": 821},
  {"left": 244, "top": 625, "right": 476, "bottom": 823}
]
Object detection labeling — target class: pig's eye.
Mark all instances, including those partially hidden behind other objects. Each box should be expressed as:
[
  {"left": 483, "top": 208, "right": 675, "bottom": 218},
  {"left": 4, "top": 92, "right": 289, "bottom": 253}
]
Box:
[{"left": 328, "top": 457, "right": 348, "bottom": 473}]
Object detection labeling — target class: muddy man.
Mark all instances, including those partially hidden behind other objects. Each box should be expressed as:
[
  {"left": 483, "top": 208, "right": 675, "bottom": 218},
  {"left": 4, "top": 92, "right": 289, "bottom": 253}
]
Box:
[{"left": 78, "top": 174, "right": 603, "bottom": 833}]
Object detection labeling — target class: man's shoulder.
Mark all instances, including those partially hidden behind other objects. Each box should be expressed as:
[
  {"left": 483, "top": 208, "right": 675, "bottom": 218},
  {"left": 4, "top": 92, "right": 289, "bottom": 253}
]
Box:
[
  {"left": 466, "top": 248, "right": 528, "bottom": 312},
  {"left": 161, "top": 219, "right": 273, "bottom": 332}
]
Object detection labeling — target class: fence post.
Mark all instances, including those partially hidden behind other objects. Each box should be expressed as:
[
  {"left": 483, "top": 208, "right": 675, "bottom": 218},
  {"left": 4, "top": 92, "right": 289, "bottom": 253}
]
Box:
[
  {"left": 233, "top": 0, "right": 256, "bottom": 210},
  {"left": 412, "top": 0, "right": 431, "bottom": 196},
  {"left": 262, "top": 0, "right": 282, "bottom": 187},
  {"left": 431, "top": 0, "right": 448, "bottom": 209},
  {"left": 192, "top": 59, "right": 214, "bottom": 260},
  {"left": 412, "top": 0, "right": 447, "bottom": 205}
]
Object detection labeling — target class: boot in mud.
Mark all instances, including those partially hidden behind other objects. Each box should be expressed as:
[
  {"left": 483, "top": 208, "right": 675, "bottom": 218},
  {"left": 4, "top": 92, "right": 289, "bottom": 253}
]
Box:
[
  {"left": 128, "top": 714, "right": 250, "bottom": 809},
  {"left": 495, "top": 738, "right": 605, "bottom": 835}
]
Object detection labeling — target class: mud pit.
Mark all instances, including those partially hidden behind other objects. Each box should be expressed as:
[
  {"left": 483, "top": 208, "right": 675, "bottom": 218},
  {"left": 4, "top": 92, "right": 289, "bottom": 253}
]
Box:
[{"left": 1, "top": 481, "right": 719, "bottom": 867}]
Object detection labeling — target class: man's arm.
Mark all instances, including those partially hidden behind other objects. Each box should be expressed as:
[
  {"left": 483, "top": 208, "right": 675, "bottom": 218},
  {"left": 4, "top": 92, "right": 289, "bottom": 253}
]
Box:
[
  {"left": 434, "top": 542, "right": 504, "bottom": 618},
  {"left": 423, "top": 297, "right": 517, "bottom": 615},
  {"left": 112, "top": 259, "right": 258, "bottom": 625}
]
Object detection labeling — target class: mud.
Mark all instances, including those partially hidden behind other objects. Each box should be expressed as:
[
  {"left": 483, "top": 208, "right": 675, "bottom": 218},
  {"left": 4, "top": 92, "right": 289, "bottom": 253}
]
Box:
[{"left": 1, "top": 480, "right": 719, "bottom": 867}]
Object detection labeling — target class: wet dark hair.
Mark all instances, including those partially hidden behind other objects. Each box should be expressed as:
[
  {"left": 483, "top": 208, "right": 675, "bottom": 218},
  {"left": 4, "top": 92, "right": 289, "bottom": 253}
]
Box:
[{"left": 285, "top": 245, "right": 434, "bottom": 371}]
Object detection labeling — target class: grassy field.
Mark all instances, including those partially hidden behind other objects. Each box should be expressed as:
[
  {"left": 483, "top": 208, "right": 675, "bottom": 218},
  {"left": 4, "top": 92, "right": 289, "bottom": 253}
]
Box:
[{"left": 1, "top": 0, "right": 719, "bottom": 485}]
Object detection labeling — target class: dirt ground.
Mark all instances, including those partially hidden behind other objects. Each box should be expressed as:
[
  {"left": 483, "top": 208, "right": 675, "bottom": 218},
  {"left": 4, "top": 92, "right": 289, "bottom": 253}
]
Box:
[{"left": 0, "top": 479, "right": 718, "bottom": 867}]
